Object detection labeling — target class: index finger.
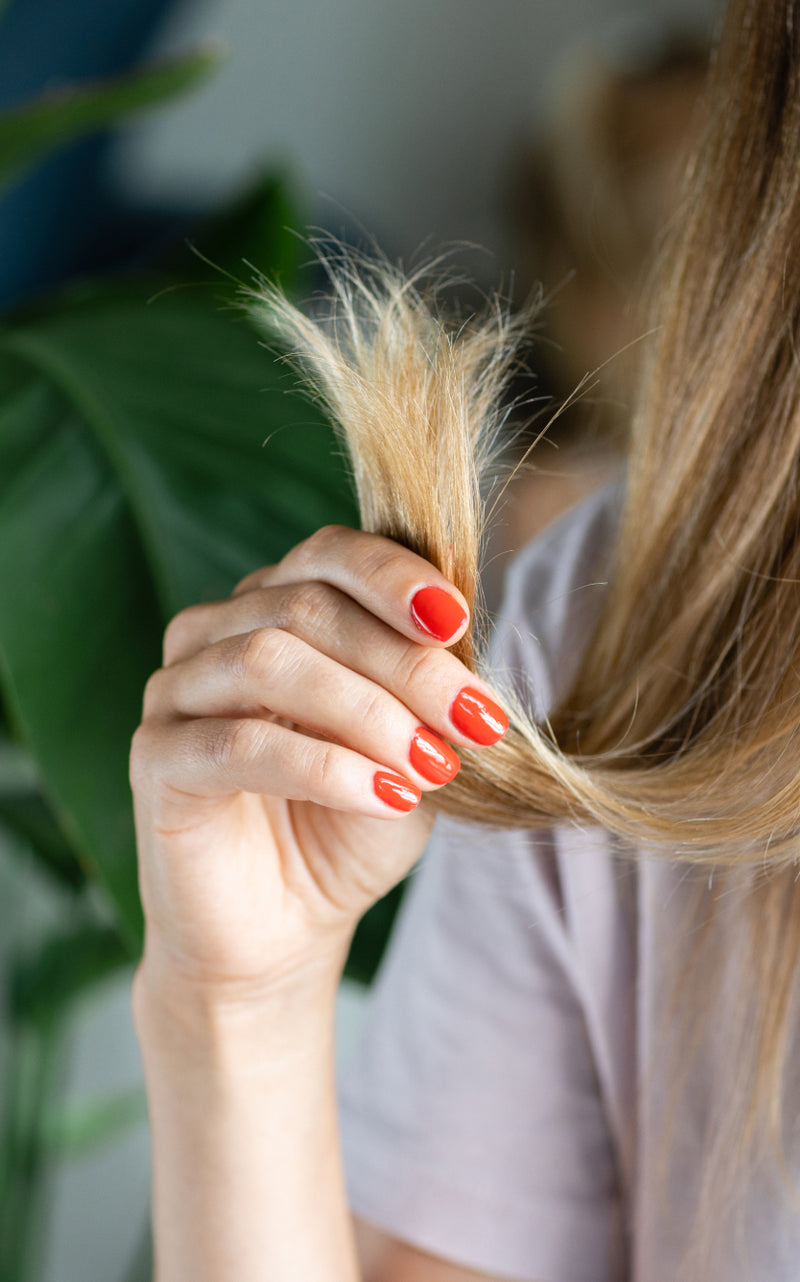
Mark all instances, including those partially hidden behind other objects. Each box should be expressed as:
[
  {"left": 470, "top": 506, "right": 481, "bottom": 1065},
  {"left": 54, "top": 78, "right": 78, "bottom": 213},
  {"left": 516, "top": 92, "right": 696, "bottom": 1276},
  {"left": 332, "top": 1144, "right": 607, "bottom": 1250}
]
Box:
[{"left": 233, "top": 525, "right": 470, "bottom": 647}]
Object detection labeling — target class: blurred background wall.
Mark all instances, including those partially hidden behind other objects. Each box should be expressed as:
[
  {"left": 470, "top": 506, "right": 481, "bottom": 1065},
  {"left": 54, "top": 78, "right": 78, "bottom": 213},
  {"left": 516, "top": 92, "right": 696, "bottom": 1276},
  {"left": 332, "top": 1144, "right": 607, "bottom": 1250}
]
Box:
[{"left": 117, "top": 0, "right": 717, "bottom": 279}]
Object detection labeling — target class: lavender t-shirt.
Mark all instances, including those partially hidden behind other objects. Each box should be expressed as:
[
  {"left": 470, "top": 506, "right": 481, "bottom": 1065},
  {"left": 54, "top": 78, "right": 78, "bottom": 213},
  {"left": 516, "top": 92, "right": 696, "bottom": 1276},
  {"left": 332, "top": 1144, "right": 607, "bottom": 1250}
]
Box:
[{"left": 336, "top": 476, "right": 800, "bottom": 1282}]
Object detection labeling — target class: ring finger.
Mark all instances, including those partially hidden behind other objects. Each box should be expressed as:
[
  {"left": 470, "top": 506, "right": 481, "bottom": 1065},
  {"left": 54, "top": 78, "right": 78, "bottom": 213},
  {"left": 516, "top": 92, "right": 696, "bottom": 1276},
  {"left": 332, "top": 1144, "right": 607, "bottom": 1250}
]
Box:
[
  {"left": 160, "top": 583, "right": 508, "bottom": 752},
  {"left": 144, "top": 626, "right": 462, "bottom": 794}
]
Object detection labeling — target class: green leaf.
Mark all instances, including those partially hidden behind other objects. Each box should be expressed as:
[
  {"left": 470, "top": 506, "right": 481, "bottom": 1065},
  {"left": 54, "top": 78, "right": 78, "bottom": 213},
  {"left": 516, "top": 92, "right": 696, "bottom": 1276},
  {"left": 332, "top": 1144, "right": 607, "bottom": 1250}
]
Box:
[
  {"left": 9, "top": 921, "right": 131, "bottom": 1032},
  {"left": 0, "top": 1021, "right": 63, "bottom": 1282},
  {"left": 42, "top": 1087, "right": 147, "bottom": 1158},
  {"left": 0, "top": 354, "right": 163, "bottom": 941},
  {"left": 0, "top": 726, "right": 88, "bottom": 892},
  {"left": 163, "top": 169, "right": 309, "bottom": 297},
  {"left": 0, "top": 45, "right": 223, "bottom": 192},
  {"left": 121, "top": 1220, "right": 153, "bottom": 1282},
  {"left": 344, "top": 878, "right": 408, "bottom": 986},
  {"left": 120, "top": 1219, "right": 153, "bottom": 1282},
  {"left": 0, "top": 792, "right": 87, "bottom": 893},
  {"left": 0, "top": 280, "right": 357, "bottom": 944},
  {"left": 0, "top": 722, "right": 39, "bottom": 791}
]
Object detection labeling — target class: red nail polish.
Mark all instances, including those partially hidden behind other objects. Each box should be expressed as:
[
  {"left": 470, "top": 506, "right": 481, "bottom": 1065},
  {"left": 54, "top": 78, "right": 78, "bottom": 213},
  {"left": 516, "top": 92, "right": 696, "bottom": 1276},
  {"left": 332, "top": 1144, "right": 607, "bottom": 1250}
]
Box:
[
  {"left": 374, "top": 771, "right": 421, "bottom": 812},
  {"left": 450, "top": 687, "right": 509, "bottom": 745},
  {"left": 409, "top": 727, "right": 461, "bottom": 784},
  {"left": 410, "top": 586, "right": 468, "bottom": 642}
]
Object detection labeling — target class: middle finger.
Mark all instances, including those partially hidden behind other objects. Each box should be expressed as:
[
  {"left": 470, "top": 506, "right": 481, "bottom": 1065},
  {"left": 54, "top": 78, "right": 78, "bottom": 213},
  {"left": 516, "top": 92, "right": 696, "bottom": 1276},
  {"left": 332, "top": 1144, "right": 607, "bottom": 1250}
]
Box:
[{"left": 160, "top": 582, "right": 508, "bottom": 750}]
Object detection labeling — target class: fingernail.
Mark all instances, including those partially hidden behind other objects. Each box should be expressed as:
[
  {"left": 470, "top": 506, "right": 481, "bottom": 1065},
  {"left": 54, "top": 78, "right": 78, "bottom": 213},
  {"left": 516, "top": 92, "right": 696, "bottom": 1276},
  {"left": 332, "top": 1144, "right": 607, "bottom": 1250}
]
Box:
[
  {"left": 410, "top": 586, "right": 468, "bottom": 642},
  {"left": 374, "top": 771, "right": 421, "bottom": 812},
  {"left": 450, "top": 687, "right": 509, "bottom": 745},
  {"left": 409, "top": 727, "right": 461, "bottom": 785}
]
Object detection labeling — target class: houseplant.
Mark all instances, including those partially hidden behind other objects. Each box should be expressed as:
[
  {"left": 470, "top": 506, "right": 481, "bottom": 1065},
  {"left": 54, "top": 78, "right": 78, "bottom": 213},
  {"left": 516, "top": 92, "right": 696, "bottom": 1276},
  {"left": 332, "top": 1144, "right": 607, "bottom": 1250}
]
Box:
[{"left": 0, "top": 39, "right": 404, "bottom": 1282}]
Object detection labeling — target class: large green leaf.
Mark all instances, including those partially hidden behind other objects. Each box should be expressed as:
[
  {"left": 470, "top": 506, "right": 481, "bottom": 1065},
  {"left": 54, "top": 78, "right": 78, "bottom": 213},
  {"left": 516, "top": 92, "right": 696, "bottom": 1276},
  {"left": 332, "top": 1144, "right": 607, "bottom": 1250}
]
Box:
[
  {"left": 163, "top": 169, "right": 309, "bottom": 296},
  {"left": 9, "top": 921, "right": 131, "bottom": 1033},
  {"left": 0, "top": 281, "right": 357, "bottom": 944},
  {"left": 42, "top": 1087, "right": 147, "bottom": 1158},
  {"left": 0, "top": 354, "right": 160, "bottom": 940},
  {"left": 0, "top": 792, "right": 87, "bottom": 894},
  {"left": 0, "top": 726, "right": 87, "bottom": 892},
  {"left": 0, "top": 47, "right": 222, "bottom": 192}
]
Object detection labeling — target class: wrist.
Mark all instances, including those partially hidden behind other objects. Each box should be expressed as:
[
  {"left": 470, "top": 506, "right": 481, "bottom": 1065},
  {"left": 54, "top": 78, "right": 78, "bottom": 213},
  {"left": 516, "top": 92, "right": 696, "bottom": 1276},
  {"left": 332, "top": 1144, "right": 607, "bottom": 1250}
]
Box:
[
  {"left": 133, "top": 939, "right": 358, "bottom": 1282},
  {"left": 132, "top": 933, "right": 350, "bottom": 1066}
]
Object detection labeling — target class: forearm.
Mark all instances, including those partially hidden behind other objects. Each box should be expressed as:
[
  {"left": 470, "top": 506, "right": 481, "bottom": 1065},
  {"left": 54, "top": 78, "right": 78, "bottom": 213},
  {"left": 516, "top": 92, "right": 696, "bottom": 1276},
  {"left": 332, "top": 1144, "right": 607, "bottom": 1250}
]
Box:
[{"left": 132, "top": 958, "right": 361, "bottom": 1282}]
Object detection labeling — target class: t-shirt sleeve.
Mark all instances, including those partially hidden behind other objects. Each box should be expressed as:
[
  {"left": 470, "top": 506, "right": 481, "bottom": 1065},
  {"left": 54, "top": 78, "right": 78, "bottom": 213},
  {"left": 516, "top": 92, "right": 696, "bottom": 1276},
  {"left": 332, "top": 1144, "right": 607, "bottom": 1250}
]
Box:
[{"left": 336, "top": 480, "right": 628, "bottom": 1282}]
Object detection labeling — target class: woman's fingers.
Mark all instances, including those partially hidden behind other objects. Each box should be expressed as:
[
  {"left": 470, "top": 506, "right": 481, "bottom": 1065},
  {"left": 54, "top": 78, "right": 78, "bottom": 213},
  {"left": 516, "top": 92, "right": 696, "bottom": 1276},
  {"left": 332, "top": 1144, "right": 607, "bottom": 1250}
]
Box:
[
  {"left": 151, "top": 590, "right": 507, "bottom": 755},
  {"left": 141, "top": 526, "right": 508, "bottom": 825},
  {"left": 131, "top": 716, "right": 423, "bottom": 820},
  {"left": 144, "top": 625, "right": 463, "bottom": 794},
  {"left": 230, "top": 525, "right": 470, "bottom": 646}
]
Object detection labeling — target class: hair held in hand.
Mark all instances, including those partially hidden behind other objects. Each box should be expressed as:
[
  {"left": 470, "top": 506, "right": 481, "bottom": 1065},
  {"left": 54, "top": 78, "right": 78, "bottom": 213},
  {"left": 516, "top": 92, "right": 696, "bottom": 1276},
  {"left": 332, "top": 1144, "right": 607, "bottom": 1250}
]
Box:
[{"left": 248, "top": 0, "right": 800, "bottom": 1269}]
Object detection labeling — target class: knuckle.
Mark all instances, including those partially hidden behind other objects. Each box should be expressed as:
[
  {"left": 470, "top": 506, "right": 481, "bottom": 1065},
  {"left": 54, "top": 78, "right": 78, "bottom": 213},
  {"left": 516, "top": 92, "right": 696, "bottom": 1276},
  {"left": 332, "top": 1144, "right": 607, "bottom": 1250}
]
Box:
[
  {"left": 277, "top": 581, "right": 341, "bottom": 636},
  {"left": 306, "top": 522, "right": 349, "bottom": 552},
  {"left": 209, "top": 718, "right": 266, "bottom": 778},
  {"left": 395, "top": 641, "right": 445, "bottom": 693},
  {"left": 234, "top": 626, "right": 298, "bottom": 685},
  {"left": 141, "top": 668, "right": 165, "bottom": 719},
  {"left": 288, "top": 524, "right": 349, "bottom": 573},
  {"left": 353, "top": 683, "right": 390, "bottom": 734},
  {"left": 357, "top": 541, "right": 412, "bottom": 599},
  {"left": 306, "top": 738, "right": 338, "bottom": 796},
  {"left": 162, "top": 605, "right": 203, "bottom": 665},
  {"left": 129, "top": 721, "right": 158, "bottom": 790},
  {"left": 231, "top": 564, "right": 273, "bottom": 598}
]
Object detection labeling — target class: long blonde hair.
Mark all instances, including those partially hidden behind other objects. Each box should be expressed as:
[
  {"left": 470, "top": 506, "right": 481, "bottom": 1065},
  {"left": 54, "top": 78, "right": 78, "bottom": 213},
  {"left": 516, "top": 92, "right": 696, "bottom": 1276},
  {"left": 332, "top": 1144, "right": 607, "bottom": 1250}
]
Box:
[{"left": 249, "top": 0, "right": 800, "bottom": 1270}]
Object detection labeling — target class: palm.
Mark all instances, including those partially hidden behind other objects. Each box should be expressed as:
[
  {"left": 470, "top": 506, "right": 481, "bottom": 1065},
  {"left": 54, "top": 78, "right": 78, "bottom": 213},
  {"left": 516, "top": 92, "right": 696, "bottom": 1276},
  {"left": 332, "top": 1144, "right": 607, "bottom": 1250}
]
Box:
[{"left": 135, "top": 787, "right": 432, "bottom": 987}]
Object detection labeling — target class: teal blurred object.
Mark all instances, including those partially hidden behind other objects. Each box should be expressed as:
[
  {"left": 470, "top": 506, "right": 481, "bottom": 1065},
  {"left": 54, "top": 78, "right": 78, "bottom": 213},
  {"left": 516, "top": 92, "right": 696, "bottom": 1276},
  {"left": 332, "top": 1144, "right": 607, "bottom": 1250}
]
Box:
[{"left": 0, "top": 0, "right": 196, "bottom": 308}]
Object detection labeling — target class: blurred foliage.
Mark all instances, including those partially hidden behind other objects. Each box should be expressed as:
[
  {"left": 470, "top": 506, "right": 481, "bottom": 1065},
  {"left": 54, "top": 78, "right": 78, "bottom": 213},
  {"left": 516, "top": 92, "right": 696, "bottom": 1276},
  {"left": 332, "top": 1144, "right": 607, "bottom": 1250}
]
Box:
[
  {"left": 0, "top": 45, "right": 223, "bottom": 192},
  {"left": 0, "top": 277, "right": 359, "bottom": 945},
  {"left": 0, "top": 33, "right": 408, "bottom": 1282}
]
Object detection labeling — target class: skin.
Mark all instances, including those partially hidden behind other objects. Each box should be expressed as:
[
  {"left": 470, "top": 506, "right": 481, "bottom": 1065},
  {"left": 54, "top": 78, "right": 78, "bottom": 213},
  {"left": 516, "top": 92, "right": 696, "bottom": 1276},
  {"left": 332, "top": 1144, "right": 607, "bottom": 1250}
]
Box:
[{"left": 129, "top": 524, "right": 519, "bottom": 1282}]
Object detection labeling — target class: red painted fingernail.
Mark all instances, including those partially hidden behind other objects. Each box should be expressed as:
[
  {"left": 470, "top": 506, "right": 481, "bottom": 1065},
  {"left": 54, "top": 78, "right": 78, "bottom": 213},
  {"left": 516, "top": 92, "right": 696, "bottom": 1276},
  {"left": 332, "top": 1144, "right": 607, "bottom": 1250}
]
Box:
[
  {"left": 450, "top": 687, "right": 509, "bottom": 745},
  {"left": 409, "top": 727, "right": 461, "bottom": 785},
  {"left": 410, "top": 586, "right": 468, "bottom": 642},
  {"left": 373, "top": 771, "right": 421, "bottom": 812}
]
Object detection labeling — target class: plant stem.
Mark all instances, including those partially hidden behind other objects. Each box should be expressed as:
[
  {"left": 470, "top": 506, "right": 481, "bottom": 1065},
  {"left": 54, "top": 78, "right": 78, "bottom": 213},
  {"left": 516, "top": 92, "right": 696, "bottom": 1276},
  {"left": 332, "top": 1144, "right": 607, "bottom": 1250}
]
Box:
[
  {"left": 0, "top": 1017, "right": 65, "bottom": 1282},
  {"left": 120, "top": 1216, "right": 153, "bottom": 1282}
]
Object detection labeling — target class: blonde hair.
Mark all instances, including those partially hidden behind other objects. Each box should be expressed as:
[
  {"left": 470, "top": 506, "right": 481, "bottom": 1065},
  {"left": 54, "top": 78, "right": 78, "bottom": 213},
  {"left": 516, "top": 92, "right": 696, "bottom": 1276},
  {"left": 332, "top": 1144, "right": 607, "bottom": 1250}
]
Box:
[{"left": 248, "top": 0, "right": 800, "bottom": 1270}]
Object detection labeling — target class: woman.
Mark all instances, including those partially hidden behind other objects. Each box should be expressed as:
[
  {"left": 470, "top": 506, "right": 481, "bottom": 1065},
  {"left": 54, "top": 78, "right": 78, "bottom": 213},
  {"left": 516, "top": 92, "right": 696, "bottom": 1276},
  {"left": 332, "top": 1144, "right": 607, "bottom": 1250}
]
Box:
[{"left": 128, "top": 0, "right": 800, "bottom": 1277}]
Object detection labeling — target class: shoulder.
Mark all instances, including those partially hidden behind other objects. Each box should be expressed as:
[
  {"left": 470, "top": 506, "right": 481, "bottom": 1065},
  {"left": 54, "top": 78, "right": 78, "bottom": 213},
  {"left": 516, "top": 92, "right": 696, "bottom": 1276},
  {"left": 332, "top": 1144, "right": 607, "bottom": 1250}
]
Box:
[{"left": 488, "top": 469, "right": 626, "bottom": 719}]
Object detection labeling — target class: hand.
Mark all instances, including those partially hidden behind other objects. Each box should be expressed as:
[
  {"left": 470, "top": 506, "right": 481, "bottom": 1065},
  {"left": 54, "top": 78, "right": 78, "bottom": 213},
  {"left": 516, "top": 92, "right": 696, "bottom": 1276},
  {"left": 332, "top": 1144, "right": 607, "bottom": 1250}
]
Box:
[{"left": 129, "top": 525, "right": 508, "bottom": 1003}]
